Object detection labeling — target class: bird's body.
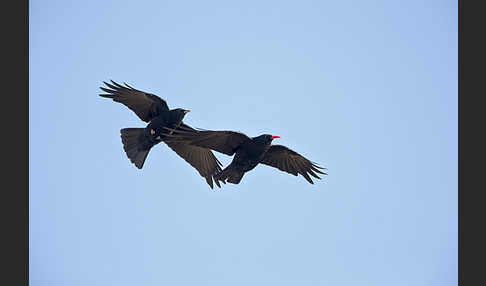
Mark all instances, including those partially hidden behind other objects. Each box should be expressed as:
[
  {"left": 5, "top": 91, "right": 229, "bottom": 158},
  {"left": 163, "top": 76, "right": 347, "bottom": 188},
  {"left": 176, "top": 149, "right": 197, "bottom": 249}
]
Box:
[
  {"left": 146, "top": 109, "right": 185, "bottom": 137},
  {"left": 217, "top": 135, "right": 275, "bottom": 183},
  {"left": 165, "top": 127, "right": 327, "bottom": 185},
  {"left": 118, "top": 108, "right": 188, "bottom": 168},
  {"left": 144, "top": 108, "right": 188, "bottom": 143},
  {"left": 99, "top": 80, "right": 222, "bottom": 188}
]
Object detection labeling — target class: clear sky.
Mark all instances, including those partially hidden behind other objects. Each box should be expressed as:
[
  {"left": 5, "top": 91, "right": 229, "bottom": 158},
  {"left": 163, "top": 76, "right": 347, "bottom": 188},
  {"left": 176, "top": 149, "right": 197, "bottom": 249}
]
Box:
[{"left": 29, "top": 0, "right": 457, "bottom": 285}]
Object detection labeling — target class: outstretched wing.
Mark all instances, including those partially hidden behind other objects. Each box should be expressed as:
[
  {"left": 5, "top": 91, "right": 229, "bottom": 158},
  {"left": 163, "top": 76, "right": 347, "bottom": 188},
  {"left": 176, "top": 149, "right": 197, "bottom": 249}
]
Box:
[
  {"left": 164, "top": 125, "right": 252, "bottom": 156},
  {"left": 99, "top": 80, "right": 169, "bottom": 122},
  {"left": 260, "top": 145, "right": 327, "bottom": 184},
  {"left": 164, "top": 123, "right": 224, "bottom": 189}
]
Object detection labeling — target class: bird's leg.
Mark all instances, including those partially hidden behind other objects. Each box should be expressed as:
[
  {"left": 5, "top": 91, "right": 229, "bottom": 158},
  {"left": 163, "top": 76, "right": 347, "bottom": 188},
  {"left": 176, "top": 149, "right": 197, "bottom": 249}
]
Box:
[
  {"left": 153, "top": 122, "right": 182, "bottom": 142},
  {"left": 169, "top": 122, "right": 183, "bottom": 135},
  {"left": 148, "top": 128, "right": 165, "bottom": 141}
]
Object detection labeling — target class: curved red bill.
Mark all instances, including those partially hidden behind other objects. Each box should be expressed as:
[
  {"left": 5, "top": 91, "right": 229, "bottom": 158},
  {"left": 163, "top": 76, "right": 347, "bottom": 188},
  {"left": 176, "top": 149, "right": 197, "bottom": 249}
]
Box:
[{"left": 271, "top": 136, "right": 281, "bottom": 139}]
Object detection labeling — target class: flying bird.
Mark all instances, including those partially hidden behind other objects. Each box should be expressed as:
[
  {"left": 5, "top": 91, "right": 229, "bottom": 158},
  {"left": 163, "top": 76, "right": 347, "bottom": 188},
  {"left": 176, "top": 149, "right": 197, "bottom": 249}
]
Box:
[
  {"left": 164, "top": 126, "right": 327, "bottom": 185},
  {"left": 99, "top": 80, "right": 223, "bottom": 189}
]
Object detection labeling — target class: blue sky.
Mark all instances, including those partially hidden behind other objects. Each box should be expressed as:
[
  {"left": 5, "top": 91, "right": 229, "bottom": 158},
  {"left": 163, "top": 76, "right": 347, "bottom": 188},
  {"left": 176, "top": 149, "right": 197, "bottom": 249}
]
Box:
[{"left": 30, "top": 0, "right": 457, "bottom": 285}]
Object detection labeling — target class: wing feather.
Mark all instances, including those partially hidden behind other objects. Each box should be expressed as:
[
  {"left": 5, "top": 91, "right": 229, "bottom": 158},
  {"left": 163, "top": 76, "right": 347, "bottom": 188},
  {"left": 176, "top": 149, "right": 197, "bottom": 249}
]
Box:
[
  {"left": 260, "top": 145, "right": 327, "bottom": 184},
  {"left": 163, "top": 123, "right": 223, "bottom": 189},
  {"left": 164, "top": 126, "right": 252, "bottom": 156},
  {"left": 99, "top": 80, "right": 169, "bottom": 122}
]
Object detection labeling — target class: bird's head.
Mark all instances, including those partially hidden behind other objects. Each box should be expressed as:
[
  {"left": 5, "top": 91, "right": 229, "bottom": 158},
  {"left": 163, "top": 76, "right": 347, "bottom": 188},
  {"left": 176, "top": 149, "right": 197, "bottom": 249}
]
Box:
[
  {"left": 172, "top": 108, "right": 191, "bottom": 121},
  {"left": 254, "top": 134, "right": 280, "bottom": 145}
]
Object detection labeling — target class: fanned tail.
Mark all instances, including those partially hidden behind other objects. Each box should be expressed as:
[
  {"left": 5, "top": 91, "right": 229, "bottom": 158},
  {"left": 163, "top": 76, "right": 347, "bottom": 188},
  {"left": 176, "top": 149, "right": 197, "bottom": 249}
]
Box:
[{"left": 120, "top": 128, "right": 154, "bottom": 169}]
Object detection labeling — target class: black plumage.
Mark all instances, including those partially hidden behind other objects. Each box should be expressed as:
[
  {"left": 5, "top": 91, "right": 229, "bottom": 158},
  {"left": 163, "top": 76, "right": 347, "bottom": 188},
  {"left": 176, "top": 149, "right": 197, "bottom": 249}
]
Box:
[
  {"left": 99, "top": 80, "right": 223, "bottom": 188},
  {"left": 164, "top": 126, "right": 327, "bottom": 185}
]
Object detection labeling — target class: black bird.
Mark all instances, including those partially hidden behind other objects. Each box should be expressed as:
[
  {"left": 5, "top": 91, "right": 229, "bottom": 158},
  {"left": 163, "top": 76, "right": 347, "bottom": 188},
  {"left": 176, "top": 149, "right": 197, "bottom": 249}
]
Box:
[
  {"left": 99, "top": 80, "right": 223, "bottom": 188},
  {"left": 164, "top": 126, "right": 327, "bottom": 185}
]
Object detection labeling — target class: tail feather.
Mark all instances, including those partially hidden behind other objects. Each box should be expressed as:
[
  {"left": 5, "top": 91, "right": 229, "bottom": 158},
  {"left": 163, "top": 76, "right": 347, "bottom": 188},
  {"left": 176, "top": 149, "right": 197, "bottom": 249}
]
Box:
[{"left": 120, "top": 128, "right": 153, "bottom": 169}]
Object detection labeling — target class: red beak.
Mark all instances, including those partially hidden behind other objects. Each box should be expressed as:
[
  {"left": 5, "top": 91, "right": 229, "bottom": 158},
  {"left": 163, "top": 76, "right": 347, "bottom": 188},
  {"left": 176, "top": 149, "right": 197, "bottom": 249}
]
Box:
[{"left": 271, "top": 136, "right": 280, "bottom": 139}]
